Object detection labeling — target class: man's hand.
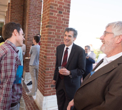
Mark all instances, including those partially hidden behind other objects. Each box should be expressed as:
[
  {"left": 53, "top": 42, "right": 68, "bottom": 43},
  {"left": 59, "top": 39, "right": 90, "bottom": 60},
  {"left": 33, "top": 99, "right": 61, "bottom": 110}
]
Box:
[
  {"left": 67, "top": 99, "right": 74, "bottom": 110},
  {"left": 52, "top": 80, "right": 56, "bottom": 85},
  {"left": 59, "top": 68, "right": 70, "bottom": 76}
]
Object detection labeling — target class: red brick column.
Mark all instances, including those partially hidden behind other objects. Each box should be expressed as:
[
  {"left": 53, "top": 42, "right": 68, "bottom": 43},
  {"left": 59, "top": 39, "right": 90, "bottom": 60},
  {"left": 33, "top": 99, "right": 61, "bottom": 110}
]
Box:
[
  {"left": 5, "top": 3, "right": 10, "bottom": 24},
  {"left": 8, "top": 0, "right": 42, "bottom": 72},
  {"left": 38, "top": 0, "right": 71, "bottom": 96},
  {"left": 5, "top": 10, "right": 9, "bottom": 24},
  {"left": 9, "top": 0, "right": 24, "bottom": 26},
  {"left": 23, "top": 0, "right": 42, "bottom": 72}
]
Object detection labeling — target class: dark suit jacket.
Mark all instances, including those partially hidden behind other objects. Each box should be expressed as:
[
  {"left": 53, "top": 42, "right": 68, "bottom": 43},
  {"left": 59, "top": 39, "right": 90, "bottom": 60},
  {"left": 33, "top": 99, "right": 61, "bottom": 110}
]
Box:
[
  {"left": 73, "top": 56, "right": 122, "bottom": 110},
  {"left": 83, "top": 57, "right": 95, "bottom": 79},
  {"left": 53, "top": 43, "right": 86, "bottom": 100}
]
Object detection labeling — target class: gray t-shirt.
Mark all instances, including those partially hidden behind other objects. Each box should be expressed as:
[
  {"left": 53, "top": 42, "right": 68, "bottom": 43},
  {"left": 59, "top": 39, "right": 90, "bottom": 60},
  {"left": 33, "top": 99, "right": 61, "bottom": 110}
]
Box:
[{"left": 29, "top": 45, "right": 40, "bottom": 65}]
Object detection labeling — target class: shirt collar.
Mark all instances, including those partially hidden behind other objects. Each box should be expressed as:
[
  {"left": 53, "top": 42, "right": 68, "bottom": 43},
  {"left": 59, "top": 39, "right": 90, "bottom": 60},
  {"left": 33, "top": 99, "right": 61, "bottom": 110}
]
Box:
[
  {"left": 88, "top": 51, "right": 91, "bottom": 55},
  {"left": 103, "top": 52, "right": 122, "bottom": 63},
  {"left": 64, "top": 43, "right": 73, "bottom": 50},
  {"left": 5, "top": 40, "right": 18, "bottom": 53}
]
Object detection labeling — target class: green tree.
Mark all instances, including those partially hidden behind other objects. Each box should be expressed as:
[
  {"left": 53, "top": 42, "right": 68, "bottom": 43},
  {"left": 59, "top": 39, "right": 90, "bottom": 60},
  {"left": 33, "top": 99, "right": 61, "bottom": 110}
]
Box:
[{"left": 93, "top": 49, "right": 103, "bottom": 61}]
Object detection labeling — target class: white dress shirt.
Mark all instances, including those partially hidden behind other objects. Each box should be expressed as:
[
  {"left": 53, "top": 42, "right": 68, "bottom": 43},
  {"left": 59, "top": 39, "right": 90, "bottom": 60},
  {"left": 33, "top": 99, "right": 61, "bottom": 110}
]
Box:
[
  {"left": 95, "top": 52, "right": 122, "bottom": 72},
  {"left": 61, "top": 43, "right": 73, "bottom": 65}
]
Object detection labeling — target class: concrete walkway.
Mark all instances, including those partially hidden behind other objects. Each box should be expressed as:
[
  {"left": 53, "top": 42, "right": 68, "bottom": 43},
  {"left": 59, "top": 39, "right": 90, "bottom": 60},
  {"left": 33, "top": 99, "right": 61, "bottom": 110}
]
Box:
[
  {"left": 19, "top": 72, "right": 38, "bottom": 110},
  {"left": 19, "top": 72, "right": 58, "bottom": 110},
  {"left": 19, "top": 97, "right": 26, "bottom": 110}
]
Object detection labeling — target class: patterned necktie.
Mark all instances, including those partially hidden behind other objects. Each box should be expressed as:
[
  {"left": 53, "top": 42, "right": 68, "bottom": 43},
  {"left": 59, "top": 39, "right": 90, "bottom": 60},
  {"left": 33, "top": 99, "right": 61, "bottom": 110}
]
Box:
[
  {"left": 62, "top": 47, "right": 68, "bottom": 67},
  {"left": 60, "top": 47, "right": 68, "bottom": 79}
]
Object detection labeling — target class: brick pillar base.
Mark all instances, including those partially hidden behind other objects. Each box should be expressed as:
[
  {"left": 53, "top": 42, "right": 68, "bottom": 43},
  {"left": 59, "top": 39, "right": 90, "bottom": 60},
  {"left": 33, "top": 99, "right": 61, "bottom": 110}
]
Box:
[{"left": 35, "top": 90, "right": 58, "bottom": 110}]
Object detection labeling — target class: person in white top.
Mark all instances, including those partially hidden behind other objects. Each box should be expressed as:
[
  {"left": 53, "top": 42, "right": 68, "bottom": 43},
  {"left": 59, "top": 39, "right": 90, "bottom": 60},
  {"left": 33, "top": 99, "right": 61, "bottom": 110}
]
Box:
[{"left": 67, "top": 21, "right": 122, "bottom": 110}]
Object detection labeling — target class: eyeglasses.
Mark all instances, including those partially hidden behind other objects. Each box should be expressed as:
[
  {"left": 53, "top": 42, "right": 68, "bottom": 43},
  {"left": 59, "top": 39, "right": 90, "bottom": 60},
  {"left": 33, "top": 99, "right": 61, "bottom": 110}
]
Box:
[{"left": 103, "top": 31, "right": 114, "bottom": 36}]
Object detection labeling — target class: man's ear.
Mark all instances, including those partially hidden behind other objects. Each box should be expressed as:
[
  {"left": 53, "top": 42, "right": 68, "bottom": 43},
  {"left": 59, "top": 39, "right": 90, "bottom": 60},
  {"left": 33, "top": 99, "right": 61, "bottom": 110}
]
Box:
[
  {"left": 13, "top": 29, "right": 18, "bottom": 37},
  {"left": 73, "top": 37, "right": 76, "bottom": 41},
  {"left": 115, "top": 35, "right": 122, "bottom": 44}
]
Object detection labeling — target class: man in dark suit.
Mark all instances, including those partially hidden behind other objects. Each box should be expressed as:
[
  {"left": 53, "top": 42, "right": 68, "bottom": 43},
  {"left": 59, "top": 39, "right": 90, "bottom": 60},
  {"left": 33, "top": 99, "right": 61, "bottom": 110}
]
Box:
[
  {"left": 83, "top": 45, "right": 96, "bottom": 79},
  {"left": 67, "top": 21, "right": 122, "bottom": 110},
  {"left": 52, "top": 28, "right": 86, "bottom": 110}
]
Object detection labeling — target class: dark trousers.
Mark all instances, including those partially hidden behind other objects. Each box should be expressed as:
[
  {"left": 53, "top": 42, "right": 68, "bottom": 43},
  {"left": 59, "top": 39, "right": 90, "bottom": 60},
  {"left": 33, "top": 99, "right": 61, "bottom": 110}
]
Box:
[{"left": 56, "top": 78, "right": 70, "bottom": 110}]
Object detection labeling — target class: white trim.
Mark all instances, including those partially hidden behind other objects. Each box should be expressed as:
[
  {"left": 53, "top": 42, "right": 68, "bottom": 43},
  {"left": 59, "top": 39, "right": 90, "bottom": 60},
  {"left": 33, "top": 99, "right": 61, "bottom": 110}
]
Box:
[{"left": 35, "top": 90, "right": 58, "bottom": 110}]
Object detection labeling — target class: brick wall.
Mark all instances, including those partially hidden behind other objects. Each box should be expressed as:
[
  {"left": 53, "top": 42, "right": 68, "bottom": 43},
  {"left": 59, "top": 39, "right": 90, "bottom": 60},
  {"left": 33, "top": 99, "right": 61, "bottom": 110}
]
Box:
[
  {"left": 23, "top": 0, "right": 42, "bottom": 72},
  {"left": 9, "top": 0, "right": 24, "bottom": 26},
  {"left": 38, "top": 0, "right": 71, "bottom": 96},
  {"left": 5, "top": 10, "right": 8, "bottom": 24},
  {"left": 7, "top": 0, "right": 42, "bottom": 72},
  {"left": 22, "top": 0, "right": 29, "bottom": 72},
  {"left": 5, "top": 3, "right": 10, "bottom": 24}
]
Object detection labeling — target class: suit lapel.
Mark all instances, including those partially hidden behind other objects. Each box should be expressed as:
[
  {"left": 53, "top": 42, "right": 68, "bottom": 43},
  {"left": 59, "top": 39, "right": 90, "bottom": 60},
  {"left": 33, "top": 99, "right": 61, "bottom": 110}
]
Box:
[
  {"left": 93, "top": 59, "right": 104, "bottom": 71},
  {"left": 81, "top": 56, "right": 122, "bottom": 88},
  {"left": 59, "top": 45, "right": 65, "bottom": 66},
  {"left": 66, "top": 44, "right": 76, "bottom": 68}
]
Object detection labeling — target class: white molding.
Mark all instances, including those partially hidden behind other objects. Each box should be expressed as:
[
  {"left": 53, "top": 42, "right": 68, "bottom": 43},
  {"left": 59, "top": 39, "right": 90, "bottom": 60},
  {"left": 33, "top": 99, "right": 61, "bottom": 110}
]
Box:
[{"left": 35, "top": 90, "right": 58, "bottom": 110}]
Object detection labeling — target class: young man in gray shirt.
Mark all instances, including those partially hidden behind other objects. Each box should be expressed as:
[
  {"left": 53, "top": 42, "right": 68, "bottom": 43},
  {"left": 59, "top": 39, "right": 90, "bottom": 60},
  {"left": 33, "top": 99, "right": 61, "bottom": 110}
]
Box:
[{"left": 26, "top": 36, "right": 40, "bottom": 96}]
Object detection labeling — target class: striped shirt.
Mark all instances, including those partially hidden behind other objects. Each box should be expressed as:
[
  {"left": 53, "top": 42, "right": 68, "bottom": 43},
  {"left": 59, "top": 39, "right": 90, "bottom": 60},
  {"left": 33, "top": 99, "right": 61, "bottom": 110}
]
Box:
[{"left": 0, "top": 40, "right": 22, "bottom": 110}]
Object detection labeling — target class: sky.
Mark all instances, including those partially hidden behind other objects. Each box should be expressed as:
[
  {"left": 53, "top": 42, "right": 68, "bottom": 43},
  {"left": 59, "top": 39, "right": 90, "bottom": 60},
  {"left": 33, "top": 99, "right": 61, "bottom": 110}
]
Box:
[{"left": 69, "top": 0, "right": 122, "bottom": 50}]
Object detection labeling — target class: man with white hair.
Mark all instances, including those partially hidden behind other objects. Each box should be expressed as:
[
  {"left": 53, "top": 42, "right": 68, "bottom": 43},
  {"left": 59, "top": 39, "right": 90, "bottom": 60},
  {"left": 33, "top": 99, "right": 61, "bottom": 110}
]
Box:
[{"left": 67, "top": 21, "right": 122, "bottom": 110}]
